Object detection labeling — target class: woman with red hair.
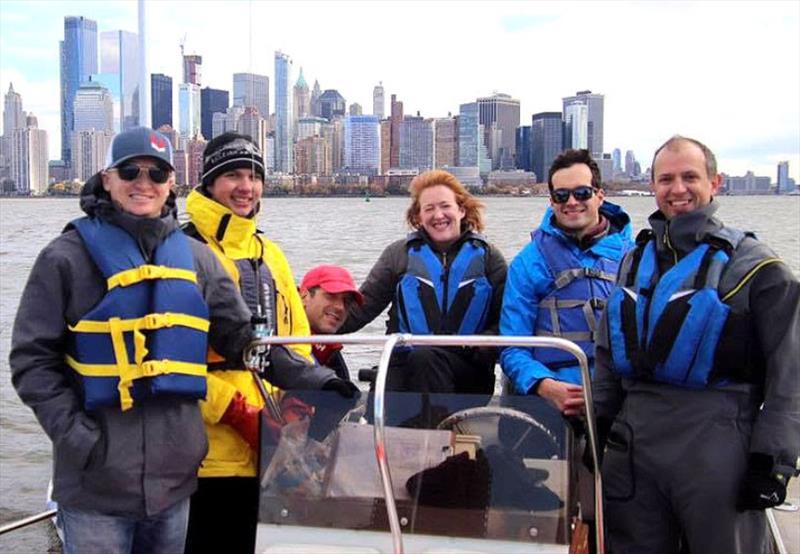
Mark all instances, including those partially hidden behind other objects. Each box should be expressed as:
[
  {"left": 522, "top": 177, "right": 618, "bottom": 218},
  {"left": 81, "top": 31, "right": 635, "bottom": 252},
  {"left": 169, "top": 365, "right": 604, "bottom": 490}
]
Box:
[{"left": 340, "top": 170, "right": 507, "bottom": 393}]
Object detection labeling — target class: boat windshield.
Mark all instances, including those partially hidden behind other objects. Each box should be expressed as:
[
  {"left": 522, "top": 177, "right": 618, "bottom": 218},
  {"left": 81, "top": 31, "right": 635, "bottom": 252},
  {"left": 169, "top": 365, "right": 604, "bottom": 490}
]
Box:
[{"left": 256, "top": 340, "right": 583, "bottom": 551}]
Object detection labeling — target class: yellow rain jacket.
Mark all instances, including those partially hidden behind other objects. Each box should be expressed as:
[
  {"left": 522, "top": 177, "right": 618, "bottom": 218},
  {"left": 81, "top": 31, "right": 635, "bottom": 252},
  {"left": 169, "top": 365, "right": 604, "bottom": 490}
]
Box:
[{"left": 186, "top": 189, "right": 313, "bottom": 477}]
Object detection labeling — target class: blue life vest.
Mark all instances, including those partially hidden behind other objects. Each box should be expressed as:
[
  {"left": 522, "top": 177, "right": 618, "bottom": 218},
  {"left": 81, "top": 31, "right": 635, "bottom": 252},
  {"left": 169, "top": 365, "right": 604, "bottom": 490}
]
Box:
[
  {"left": 396, "top": 234, "right": 492, "bottom": 335},
  {"left": 67, "top": 217, "right": 210, "bottom": 411},
  {"left": 606, "top": 228, "right": 747, "bottom": 388},
  {"left": 532, "top": 230, "right": 620, "bottom": 369}
]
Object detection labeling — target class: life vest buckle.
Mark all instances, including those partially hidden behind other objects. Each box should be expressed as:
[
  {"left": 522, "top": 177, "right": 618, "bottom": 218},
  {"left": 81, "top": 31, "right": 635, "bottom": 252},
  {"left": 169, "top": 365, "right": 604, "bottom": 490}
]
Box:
[
  {"left": 143, "top": 313, "right": 174, "bottom": 329},
  {"left": 140, "top": 360, "right": 167, "bottom": 377},
  {"left": 584, "top": 267, "right": 603, "bottom": 279}
]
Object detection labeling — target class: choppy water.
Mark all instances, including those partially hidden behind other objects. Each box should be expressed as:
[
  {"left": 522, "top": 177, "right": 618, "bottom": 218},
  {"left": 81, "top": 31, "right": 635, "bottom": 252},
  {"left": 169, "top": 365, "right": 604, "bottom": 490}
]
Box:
[{"left": 1, "top": 195, "right": 798, "bottom": 552}]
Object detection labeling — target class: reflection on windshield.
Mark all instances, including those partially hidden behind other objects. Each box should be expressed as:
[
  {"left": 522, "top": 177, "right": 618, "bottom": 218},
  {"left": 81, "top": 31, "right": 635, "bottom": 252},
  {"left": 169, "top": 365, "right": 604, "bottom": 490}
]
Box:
[{"left": 258, "top": 390, "right": 576, "bottom": 546}]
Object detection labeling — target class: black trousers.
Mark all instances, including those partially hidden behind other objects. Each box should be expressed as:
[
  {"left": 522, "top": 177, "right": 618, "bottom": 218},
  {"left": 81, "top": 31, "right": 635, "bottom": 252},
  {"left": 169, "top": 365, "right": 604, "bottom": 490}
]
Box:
[
  {"left": 386, "top": 346, "right": 495, "bottom": 394},
  {"left": 184, "top": 476, "right": 259, "bottom": 554}
]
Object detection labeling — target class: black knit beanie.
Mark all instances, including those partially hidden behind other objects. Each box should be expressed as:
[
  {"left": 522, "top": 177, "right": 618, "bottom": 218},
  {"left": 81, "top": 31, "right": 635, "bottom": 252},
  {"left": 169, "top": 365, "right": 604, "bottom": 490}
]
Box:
[{"left": 201, "top": 132, "right": 265, "bottom": 189}]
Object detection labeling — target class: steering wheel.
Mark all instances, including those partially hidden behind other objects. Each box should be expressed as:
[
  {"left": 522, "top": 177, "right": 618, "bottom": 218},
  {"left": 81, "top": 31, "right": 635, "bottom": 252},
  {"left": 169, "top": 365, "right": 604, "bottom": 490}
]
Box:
[{"left": 436, "top": 406, "right": 562, "bottom": 459}]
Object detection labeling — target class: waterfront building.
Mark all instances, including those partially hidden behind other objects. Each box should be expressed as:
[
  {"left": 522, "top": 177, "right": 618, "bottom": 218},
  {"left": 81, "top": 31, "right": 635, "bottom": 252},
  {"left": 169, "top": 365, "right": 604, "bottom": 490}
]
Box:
[
  {"left": 233, "top": 72, "right": 269, "bottom": 119},
  {"left": 60, "top": 16, "right": 98, "bottom": 163},
  {"left": 515, "top": 125, "right": 532, "bottom": 172},
  {"left": 625, "top": 149, "right": 637, "bottom": 177},
  {"left": 212, "top": 105, "right": 244, "bottom": 139},
  {"left": 293, "top": 68, "right": 310, "bottom": 132},
  {"left": 562, "top": 90, "right": 604, "bottom": 156},
  {"left": 10, "top": 118, "right": 48, "bottom": 194},
  {"left": 151, "top": 74, "right": 173, "bottom": 129},
  {"left": 344, "top": 115, "right": 380, "bottom": 174},
  {"left": 477, "top": 93, "right": 520, "bottom": 169},
  {"left": 71, "top": 129, "right": 114, "bottom": 182},
  {"left": 73, "top": 81, "right": 114, "bottom": 133},
  {"left": 400, "top": 116, "right": 435, "bottom": 172},
  {"left": 100, "top": 30, "right": 139, "bottom": 130},
  {"left": 389, "top": 94, "right": 404, "bottom": 168},
  {"left": 265, "top": 133, "right": 275, "bottom": 172},
  {"left": 445, "top": 166, "right": 482, "bottom": 189},
  {"left": 295, "top": 135, "right": 331, "bottom": 176},
  {"left": 724, "top": 171, "right": 771, "bottom": 194},
  {"left": 596, "top": 153, "right": 614, "bottom": 183},
  {"left": 373, "top": 82, "right": 385, "bottom": 119},
  {"left": 156, "top": 124, "right": 178, "bottom": 150},
  {"left": 380, "top": 120, "right": 391, "bottom": 174},
  {"left": 178, "top": 83, "right": 201, "bottom": 138},
  {"left": 458, "top": 102, "right": 491, "bottom": 175},
  {"left": 310, "top": 79, "right": 322, "bottom": 118},
  {"left": 2, "top": 83, "right": 25, "bottom": 167},
  {"left": 435, "top": 117, "right": 458, "bottom": 169},
  {"left": 776, "top": 161, "right": 793, "bottom": 194},
  {"left": 319, "top": 90, "right": 346, "bottom": 121},
  {"left": 563, "top": 101, "right": 588, "bottom": 150},
  {"left": 201, "top": 87, "right": 229, "bottom": 141},
  {"left": 297, "top": 116, "right": 327, "bottom": 141},
  {"left": 185, "top": 135, "right": 207, "bottom": 187},
  {"left": 612, "top": 148, "right": 622, "bottom": 174},
  {"left": 173, "top": 149, "right": 189, "bottom": 187},
  {"left": 531, "top": 112, "right": 563, "bottom": 184},
  {"left": 89, "top": 73, "right": 122, "bottom": 132},
  {"left": 274, "top": 51, "right": 293, "bottom": 173},
  {"left": 183, "top": 54, "right": 202, "bottom": 86},
  {"left": 238, "top": 106, "right": 268, "bottom": 157},
  {"left": 349, "top": 103, "right": 363, "bottom": 117},
  {"left": 328, "top": 116, "right": 346, "bottom": 172}
]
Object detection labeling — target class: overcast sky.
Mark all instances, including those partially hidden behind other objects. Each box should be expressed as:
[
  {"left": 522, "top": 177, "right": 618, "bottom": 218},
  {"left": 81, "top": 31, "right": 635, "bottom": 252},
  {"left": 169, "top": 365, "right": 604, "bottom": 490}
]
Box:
[{"left": 1, "top": 0, "right": 798, "bottom": 179}]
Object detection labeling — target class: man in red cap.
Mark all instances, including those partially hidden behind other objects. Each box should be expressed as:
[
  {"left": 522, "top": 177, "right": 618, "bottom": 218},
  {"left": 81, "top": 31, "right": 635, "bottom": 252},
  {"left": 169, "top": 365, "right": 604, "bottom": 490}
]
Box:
[{"left": 300, "top": 264, "right": 364, "bottom": 381}]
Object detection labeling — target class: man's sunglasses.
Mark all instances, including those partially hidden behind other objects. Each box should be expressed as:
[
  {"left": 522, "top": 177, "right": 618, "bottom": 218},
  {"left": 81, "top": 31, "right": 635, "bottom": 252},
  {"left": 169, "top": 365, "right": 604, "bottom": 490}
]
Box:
[
  {"left": 550, "top": 185, "right": 598, "bottom": 204},
  {"left": 110, "top": 164, "right": 170, "bottom": 184}
]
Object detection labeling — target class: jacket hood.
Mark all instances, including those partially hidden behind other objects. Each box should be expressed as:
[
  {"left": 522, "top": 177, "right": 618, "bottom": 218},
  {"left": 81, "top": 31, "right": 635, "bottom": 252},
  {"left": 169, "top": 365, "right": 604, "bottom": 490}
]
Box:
[{"left": 186, "top": 188, "right": 261, "bottom": 260}]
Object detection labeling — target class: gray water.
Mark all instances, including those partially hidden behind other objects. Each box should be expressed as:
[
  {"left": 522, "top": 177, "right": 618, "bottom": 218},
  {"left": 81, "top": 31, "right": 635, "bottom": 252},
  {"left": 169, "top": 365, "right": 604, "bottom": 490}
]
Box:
[{"left": 1, "top": 195, "right": 798, "bottom": 552}]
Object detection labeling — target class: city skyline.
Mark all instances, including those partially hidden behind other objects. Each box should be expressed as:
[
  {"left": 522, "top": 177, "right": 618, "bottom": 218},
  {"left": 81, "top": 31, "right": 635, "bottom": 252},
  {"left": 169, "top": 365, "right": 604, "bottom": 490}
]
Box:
[{"left": 1, "top": 0, "right": 798, "bottom": 180}]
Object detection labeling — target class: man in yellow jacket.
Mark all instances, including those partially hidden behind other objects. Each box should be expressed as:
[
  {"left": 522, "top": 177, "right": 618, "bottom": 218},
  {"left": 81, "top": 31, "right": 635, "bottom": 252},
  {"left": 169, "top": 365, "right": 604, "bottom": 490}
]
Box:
[{"left": 182, "top": 133, "right": 356, "bottom": 554}]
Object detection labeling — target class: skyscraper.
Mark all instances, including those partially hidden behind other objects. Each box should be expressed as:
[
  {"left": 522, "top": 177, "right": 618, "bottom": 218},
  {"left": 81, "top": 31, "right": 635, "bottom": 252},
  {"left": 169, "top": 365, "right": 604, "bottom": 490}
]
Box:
[
  {"left": 183, "top": 54, "right": 202, "bottom": 86},
  {"left": 318, "top": 90, "right": 346, "bottom": 121},
  {"left": 344, "top": 115, "right": 381, "bottom": 174},
  {"left": 60, "top": 16, "right": 98, "bottom": 163},
  {"left": 151, "top": 74, "right": 173, "bottom": 129},
  {"left": 562, "top": 90, "right": 604, "bottom": 156},
  {"left": 624, "top": 150, "right": 637, "bottom": 177},
  {"left": 293, "top": 68, "right": 310, "bottom": 123},
  {"left": 776, "top": 161, "right": 791, "bottom": 194},
  {"left": 515, "top": 126, "right": 532, "bottom": 172},
  {"left": 201, "top": 87, "right": 229, "bottom": 141},
  {"left": 310, "top": 79, "right": 322, "bottom": 117},
  {"left": 477, "top": 93, "right": 520, "bottom": 169},
  {"left": 11, "top": 117, "right": 48, "bottom": 195},
  {"left": 563, "top": 101, "right": 588, "bottom": 150},
  {"left": 274, "top": 51, "right": 293, "bottom": 173},
  {"left": 612, "top": 148, "right": 622, "bottom": 174},
  {"left": 73, "top": 81, "right": 114, "bottom": 133},
  {"left": 458, "top": 102, "right": 491, "bottom": 174},
  {"left": 389, "top": 94, "right": 403, "bottom": 168},
  {"left": 233, "top": 73, "right": 269, "bottom": 118},
  {"left": 72, "top": 129, "right": 114, "bottom": 182},
  {"left": 2, "top": 83, "right": 25, "bottom": 166},
  {"left": 373, "top": 82, "right": 385, "bottom": 119},
  {"left": 400, "top": 116, "right": 435, "bottom": 172},
  {"left": 179, "top": 83, "right": 201, "bottom": 138},
  {"left": 349, "top": 103, "right": 362, "bottom": 116},
  {"left": 435, "top": 117, "right": 458, "bottom": 168},
  {"left": 531, "top": 112, "right": 563, "bottom": 184},
  {"left": 100, "top": 30, "right": 139, "bottom": 130}
]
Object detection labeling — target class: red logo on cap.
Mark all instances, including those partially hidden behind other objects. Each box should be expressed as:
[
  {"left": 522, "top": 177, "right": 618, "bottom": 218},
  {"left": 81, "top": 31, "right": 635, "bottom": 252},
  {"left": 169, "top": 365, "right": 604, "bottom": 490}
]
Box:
[{"left": 150, "top": 133, "right": 168, "bottom": 153}]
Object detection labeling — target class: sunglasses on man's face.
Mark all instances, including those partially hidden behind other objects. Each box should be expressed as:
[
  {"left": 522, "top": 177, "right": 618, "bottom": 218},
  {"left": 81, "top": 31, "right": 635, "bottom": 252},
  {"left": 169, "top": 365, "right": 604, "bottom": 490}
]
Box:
[
  {"left": 550, "top": 185, "right": 598, "bottom": 204},
  {"left": 111, "top": 164, "right": 170, "bottom": 184}
]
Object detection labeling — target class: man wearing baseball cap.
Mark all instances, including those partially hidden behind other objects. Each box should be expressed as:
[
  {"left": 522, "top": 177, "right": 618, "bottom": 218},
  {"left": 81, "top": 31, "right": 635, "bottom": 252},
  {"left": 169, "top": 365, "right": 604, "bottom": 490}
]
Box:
[
  {"left": 300, "top": 264, "right": 364, "bottom": 381},
  {"left": 10, "top": 127, "right": 253, "bottom": 554}
]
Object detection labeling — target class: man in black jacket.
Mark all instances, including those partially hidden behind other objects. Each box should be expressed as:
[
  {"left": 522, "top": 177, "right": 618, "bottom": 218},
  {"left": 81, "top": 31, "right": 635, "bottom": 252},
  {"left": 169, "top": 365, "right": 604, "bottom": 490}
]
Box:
[{"left": 10, "top": 127, "right": 253, "bottom": 554}]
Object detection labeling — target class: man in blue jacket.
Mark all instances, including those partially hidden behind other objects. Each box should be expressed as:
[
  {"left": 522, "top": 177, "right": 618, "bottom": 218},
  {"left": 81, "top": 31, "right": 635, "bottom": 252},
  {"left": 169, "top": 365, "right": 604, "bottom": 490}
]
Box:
[{"left": 500, "top": 149, "right": 633, "bottom": 415}]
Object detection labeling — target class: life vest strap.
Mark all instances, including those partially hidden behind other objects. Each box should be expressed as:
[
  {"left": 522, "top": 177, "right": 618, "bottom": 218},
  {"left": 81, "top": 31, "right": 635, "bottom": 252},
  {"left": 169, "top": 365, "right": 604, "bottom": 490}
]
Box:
[
  {"left": 554, "top": 267, "right": 617, "bottom": 289},
  {"left": 69, "top": 312, "right": 210, "bottom": 334},
  {"left": 107, "top": 265, "right": 198, "bottom": 289}
]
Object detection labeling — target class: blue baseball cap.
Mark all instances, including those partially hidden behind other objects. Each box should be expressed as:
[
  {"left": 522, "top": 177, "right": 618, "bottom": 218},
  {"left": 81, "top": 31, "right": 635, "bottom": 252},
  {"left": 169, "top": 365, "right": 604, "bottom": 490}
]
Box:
[{"left": 105, "top": 127, "right": 174, "bottom": 171}]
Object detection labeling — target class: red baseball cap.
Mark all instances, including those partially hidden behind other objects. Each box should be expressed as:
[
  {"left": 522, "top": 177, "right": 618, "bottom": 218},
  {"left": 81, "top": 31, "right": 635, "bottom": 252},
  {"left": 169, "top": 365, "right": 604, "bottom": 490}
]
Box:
[{"left": 300, "top": 265, "right": 364, "bottom": 305}]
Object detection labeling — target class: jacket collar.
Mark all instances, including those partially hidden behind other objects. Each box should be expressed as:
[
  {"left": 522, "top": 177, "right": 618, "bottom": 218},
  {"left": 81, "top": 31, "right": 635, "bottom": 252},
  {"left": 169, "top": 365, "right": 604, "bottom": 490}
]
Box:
[
  {"left": 538, "top": 200, "right": 633, "bottom": 253},
  {"left": 186, "top": 188, "right": 260, "bottom": 259},
  {"left": 649, "top": 200, "right": 723, "bottom": 257}
]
